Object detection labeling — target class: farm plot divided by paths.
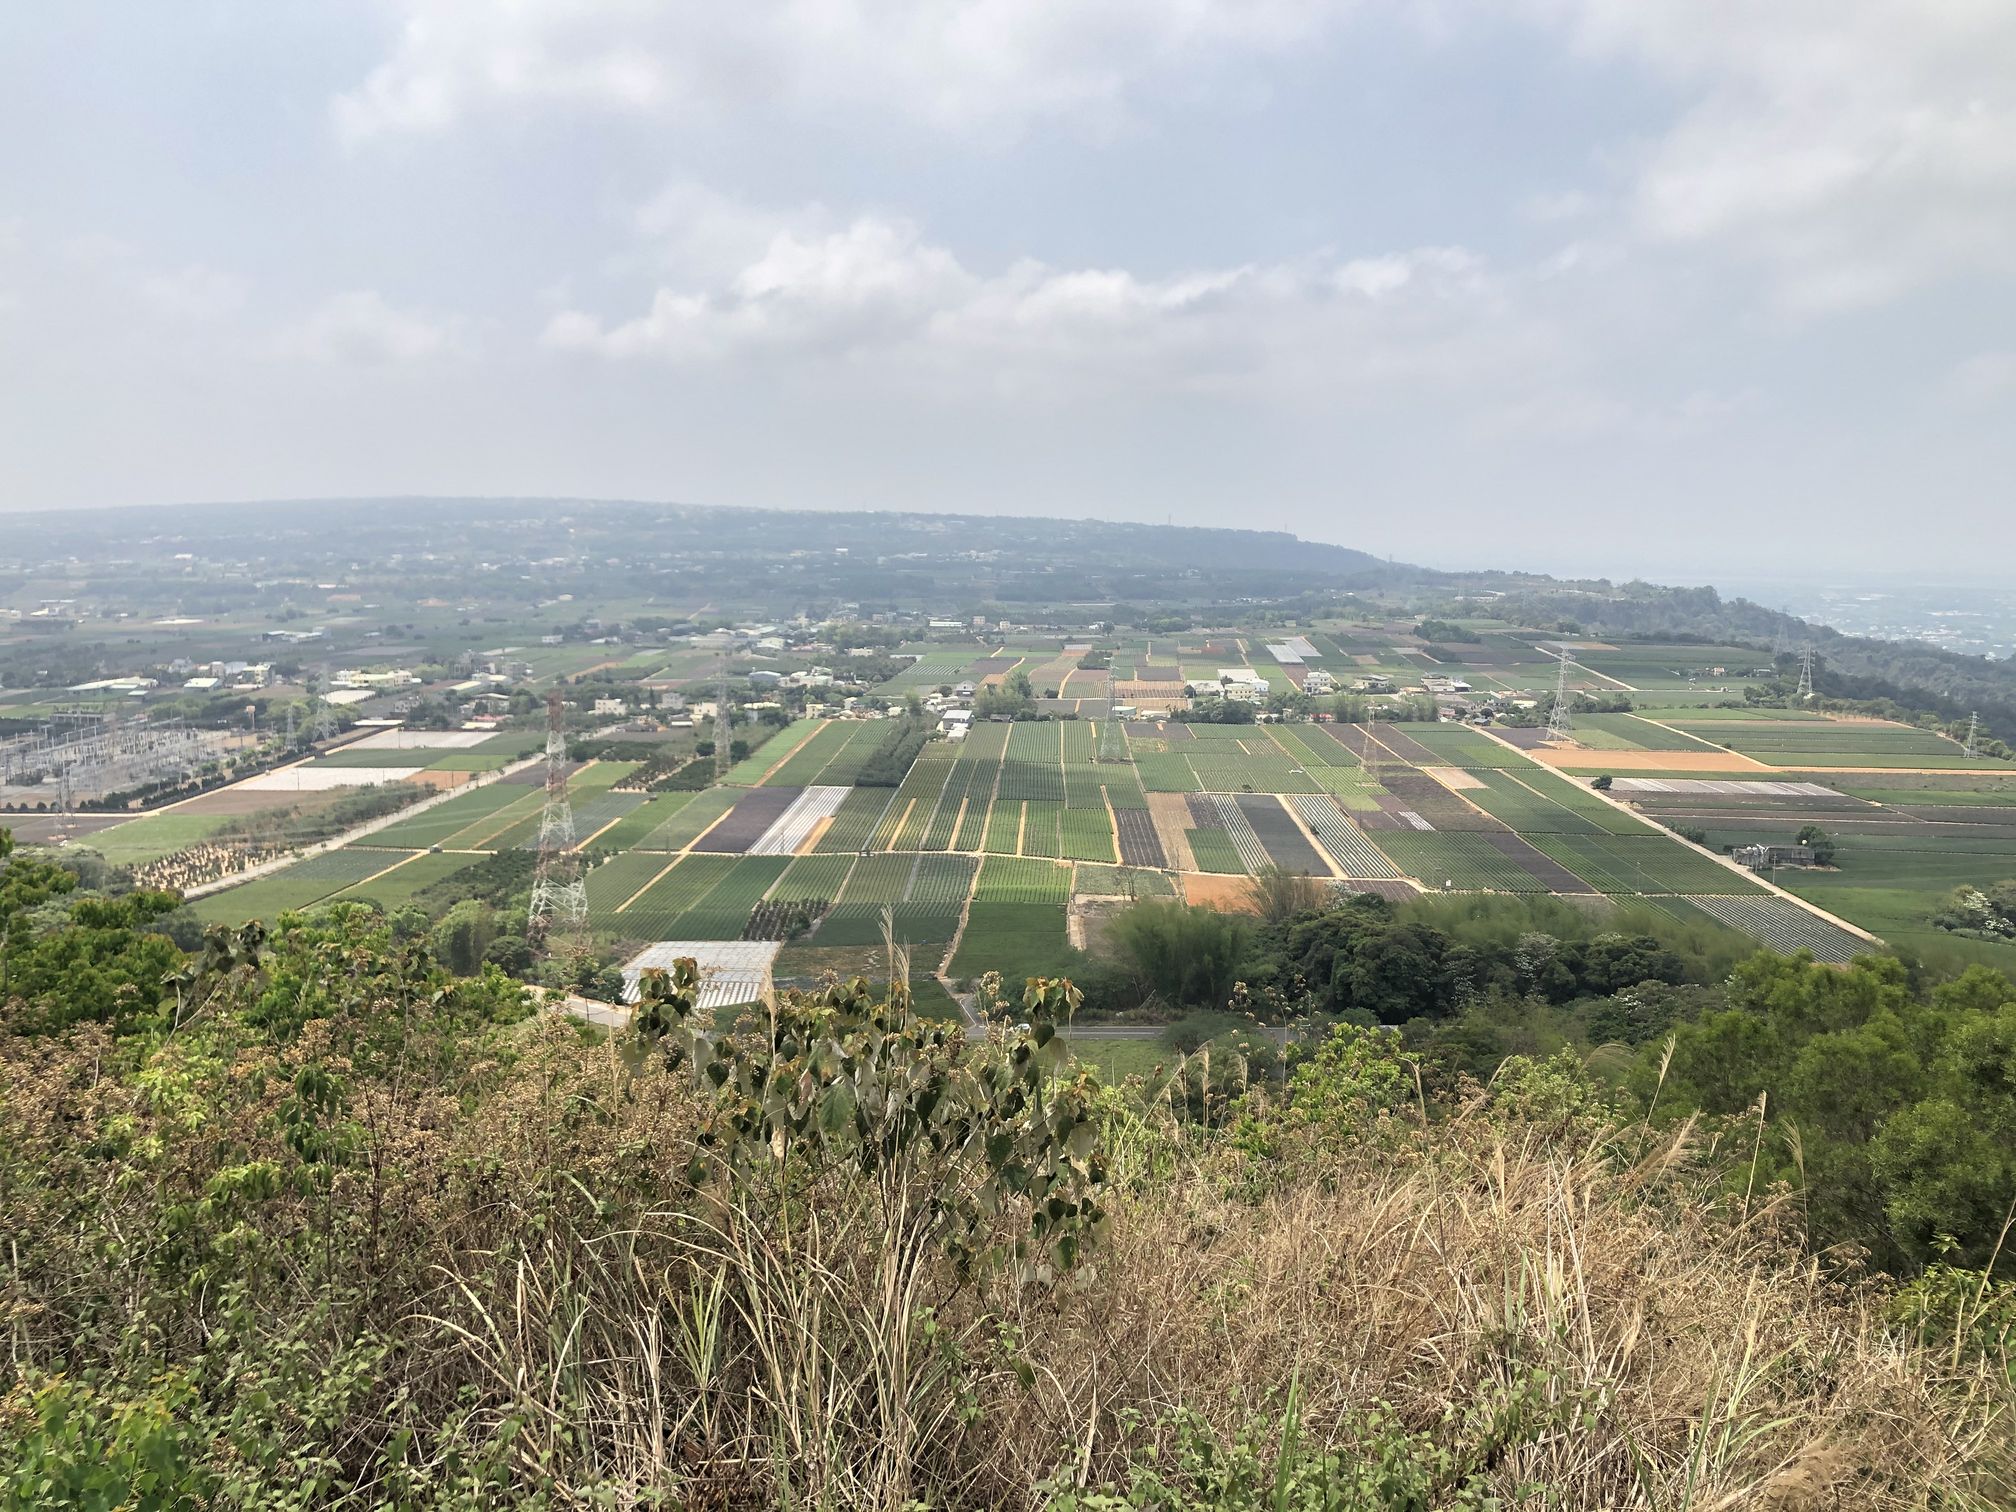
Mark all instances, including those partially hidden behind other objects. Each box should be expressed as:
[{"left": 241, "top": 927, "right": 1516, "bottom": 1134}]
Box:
[
  {"left": 763, "top": 720, "right": 888, "bottom": 786},
  {"left": 569, "top": 791, "right": 650, "bottom": 845},
  {"left": 693, "top": 785, "right": 805, "bottom": 853},
  {"left": 367, "top": 782, "right": 525, "bottom": 850},
  {"left": 747, "top": 785, "right": 850, "bottom": 855},
  {"left": 611, "top": 855, "right": 791, "bottom": 940},
  {"left": 811, "top": 853, "right": 980, "bottom": 946},
  {"left": 1187, "top": 793, "right": 1268, "bottom": 873}
]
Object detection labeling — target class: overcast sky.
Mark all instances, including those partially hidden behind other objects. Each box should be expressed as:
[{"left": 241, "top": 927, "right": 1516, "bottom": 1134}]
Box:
[{"left": 2, "top": 3, "right": 2011, "bottom": 579}]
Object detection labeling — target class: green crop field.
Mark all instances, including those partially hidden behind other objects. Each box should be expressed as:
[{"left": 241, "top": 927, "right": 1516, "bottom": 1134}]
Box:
[
  {"left": 808, "top": 787, "right": 892, "bottom": 853},
  {"left": 721, "top": 718, "right": 822, "bottom": 785},
  {"left": 191, "top": 848, "right": 414, "bottom": 923},
  {"left": 367, "top": 784, "right": 524, "bottom": 850},
  {"left": 586, "top": 853, "right": 677, "bottom": 924},
  {"left": 675, "top": 857, "right": 791, "bottom": 939},
  {"left": 1186, "top": 828, "right": 1247, "bottom": 874},
  {"left": 333, "top": 851, "right": 487, "bottom": 910},
  {"left": 974, "top": 855, "right": 1072, "bottom": 904},
  {"left": 1570, "top": 715, "right": 1723, "bottom": 753},
  {"left": 612, "top": 855, "right": 737, "bottom": 937},
  {"left": 1460, "top": 769, "right": 1652, "bottom": 836},
  {"left": 586, "top": 792, "right": 691, "bottom": 851},
  {"left": 1369, "top": 830, "right": 1551, "bottom": 892},
  {"left": 948, "top": 902, "right": 1072, "bottom": 983},
  {"left": 637, "top": 787, "right": 739, "bottom": 852},
  {"left": 1058, "top": 805, "right": 1117, "bottom": 862},
  {"left": 815, "top": 855, "right": 919, "bottom": 945},
  {"left": 1019, "top": 800, "right": 1064, "bottom": 858},
  {"left": 89, "top": 810, "right": 236, "bottom": 864},
  {"left": 1527, "top": 834, "right": 1762, "bottom": 895},
  {"left": 770, "top": 852, "right": 855, "bottom": 903},
  {"left": 982, "top": 800, "right": 1024, "bottom": 855},
  {"left": 1399, "top": 725, "right": 1531, "bottom": 768}
]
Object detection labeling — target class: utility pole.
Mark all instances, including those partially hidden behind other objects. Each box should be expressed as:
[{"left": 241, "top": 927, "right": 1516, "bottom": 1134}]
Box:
[{"left": 528, "top": 689, "right": 589, "bottom": 959}]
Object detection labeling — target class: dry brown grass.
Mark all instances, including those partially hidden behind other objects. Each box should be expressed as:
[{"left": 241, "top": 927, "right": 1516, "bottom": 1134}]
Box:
[
  {"left": 976, "top": 1110, "right": 2007, "bottom": 1507},
  {"left": 4, "top": 1000, "right": 2009, "bottom": 1509},
  {"left": 394, "top": 1031, "right": 2010, "bottom": 1509}
]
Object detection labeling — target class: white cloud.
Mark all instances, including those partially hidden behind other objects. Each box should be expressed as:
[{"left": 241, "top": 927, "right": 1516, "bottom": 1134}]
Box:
[
  {"left": 136, "top": 265, "right": 246, "bottom": 322},
  {"left": 1536, "top": 0, "right": 2016, "bottom": 309},
  {"left": 334, "top": 0, "right": 1358, "bottom": 143},
  {"left": 545, "top": 198, "right": 1557, "bottom": 408},
  {"left": 277, "top": 290, "right": 466, "bottom": 364},
  {"left": 1945, "top": 350, "right": 2016, "bottom": 407}
]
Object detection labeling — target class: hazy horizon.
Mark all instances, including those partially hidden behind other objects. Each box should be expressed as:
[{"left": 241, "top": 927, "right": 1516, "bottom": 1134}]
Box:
[{"left": 5, "top": 3, "right": 2013, "bottom": 575}]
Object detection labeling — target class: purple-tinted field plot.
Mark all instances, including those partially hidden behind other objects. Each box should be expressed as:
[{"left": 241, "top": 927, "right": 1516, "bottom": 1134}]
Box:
[
  {"left": 693, "top": 785, "right": 803, "bottom": 853},
  {"left": 1481, "top": 831, "right": 1596, "bottom": 893},
  {"left": 1235, "top": 793, "right": 1327, "bottom": 875},
  {"left": 1114, "top": 807, "right": 1168, "bottom": 868}
]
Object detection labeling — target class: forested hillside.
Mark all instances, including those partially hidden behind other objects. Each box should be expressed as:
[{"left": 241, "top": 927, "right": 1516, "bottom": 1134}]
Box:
[{"left": 3, "top": 823, "right": 2013, "bottom": 1508}]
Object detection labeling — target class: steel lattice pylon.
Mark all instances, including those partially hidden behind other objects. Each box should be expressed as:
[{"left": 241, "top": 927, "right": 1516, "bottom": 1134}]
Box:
[
  {"left": 528, "top": 689, "right": 589, "bottom": 957},
  {"left": 1545, "top": 650, "right": 1574, "bottom": 739}
]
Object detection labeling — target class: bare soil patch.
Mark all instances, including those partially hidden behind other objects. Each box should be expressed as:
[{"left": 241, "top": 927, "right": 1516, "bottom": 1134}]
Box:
[
  {"left": 1423, "top": 766, "right": 1484, "bottom": 791},
  {"left": 1146, "top": 793, "right": 1197, "bottom": 871},
  {"left": 1182, "top": 873, "right": 1259, "bottom": 912},
  {"left": 403, "top": 769, "right": 474, "bottom": 790}
]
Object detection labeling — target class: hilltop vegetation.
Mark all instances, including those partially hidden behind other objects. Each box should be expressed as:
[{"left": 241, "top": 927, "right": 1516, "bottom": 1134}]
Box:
[{"left": 3, "top": 823, "right": 2014, "bottom": 1508}]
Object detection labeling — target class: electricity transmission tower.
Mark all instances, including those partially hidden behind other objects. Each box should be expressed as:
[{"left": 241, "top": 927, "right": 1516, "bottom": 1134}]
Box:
[
  {"left": 713, "top": 676, "right": 733, "bottom": 781},
  {"left": 528, "top": 689, "right": 589, "bottom": 958},
  {"left": 1964, "top": 711, "right": 1980, "bottom": 758},
  {"left": 1794, "top": 645, "right": 1816, "bottom": 701},
  {"left": 1545, "top": 650, "right": 1575, "bottom": 739},
  {"left": 308, "top": 666, "right": 340, "bottom": 742}
]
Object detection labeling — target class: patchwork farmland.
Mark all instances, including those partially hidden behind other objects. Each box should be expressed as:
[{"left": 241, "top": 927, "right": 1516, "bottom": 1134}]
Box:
[{"left": 170, "top": 619, "right": 2010, "bottom": 982}]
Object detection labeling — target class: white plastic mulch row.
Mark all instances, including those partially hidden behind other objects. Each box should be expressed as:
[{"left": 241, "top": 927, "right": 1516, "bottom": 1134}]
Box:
[
  {"left": 622, "top": 940, "right": 782, "bottom": 1008},
  {"left": 747, "top": 785, "right": 851, "bottom": 856},
  {"left": 346, "top": 728, "right": 496, "bottom": 751},
  {"left": 238, "top": 766, "right": 427, "bottom": 790},
  {"left": 1265, "top": 643, "right": 1305, "bottom": 665},
  {"left": 1285, "top": 794, "right": 1402, "bottom": 878},
  {"left": 1202, "top": 793, "right": 1271, "bottom": 873},
  {"left": 1610, "top": 778, "right": 1836, "bottom": 797}
]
